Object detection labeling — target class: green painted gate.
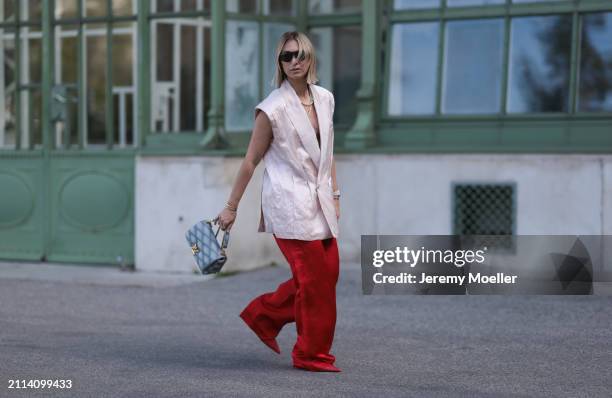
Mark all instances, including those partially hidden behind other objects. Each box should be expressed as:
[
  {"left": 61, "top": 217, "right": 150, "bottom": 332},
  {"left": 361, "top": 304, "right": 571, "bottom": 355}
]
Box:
[
  {"left": 0, "top": 1, "right": 134, "bottom": 265},
  {"left": 0, "top": 154, "right": 134, "bottom": 265}
]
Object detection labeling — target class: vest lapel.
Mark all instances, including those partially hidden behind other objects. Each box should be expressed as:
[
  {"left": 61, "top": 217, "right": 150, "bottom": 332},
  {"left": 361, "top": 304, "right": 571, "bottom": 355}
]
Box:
[
  {"left": 280, "top": 79, "right": 322, "bottom": 171},
  {"left": 311, "top": 84, "right": 330, "bottom": 182}
]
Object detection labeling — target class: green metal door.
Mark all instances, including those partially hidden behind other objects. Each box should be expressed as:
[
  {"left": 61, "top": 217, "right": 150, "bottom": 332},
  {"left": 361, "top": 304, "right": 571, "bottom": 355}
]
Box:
[
  {"left": 45, "top": 154, "right": 134, "bottom": 265},
  {"left": 0, "top": 1, "right": 134, "bottom": 265},
  {"left": 0, "top": 151, "right": 134, "bottom": 266}
]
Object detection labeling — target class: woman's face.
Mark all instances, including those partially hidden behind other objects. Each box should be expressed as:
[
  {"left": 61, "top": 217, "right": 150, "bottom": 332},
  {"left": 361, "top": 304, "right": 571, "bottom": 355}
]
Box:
[{"left": 280, "top": 39, "right": 310, "bottom": 81}]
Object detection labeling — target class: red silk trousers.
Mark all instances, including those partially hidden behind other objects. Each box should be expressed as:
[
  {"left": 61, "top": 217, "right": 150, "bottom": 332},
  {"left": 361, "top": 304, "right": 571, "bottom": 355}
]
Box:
[{"left": 240, "top": 235, "right": 340, "bottom": 367}]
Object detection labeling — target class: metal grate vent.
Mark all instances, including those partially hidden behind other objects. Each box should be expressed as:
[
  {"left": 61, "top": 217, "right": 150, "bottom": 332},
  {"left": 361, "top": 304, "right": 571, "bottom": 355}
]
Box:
[{"left": 453, "top": 183, "right": 515, "bottom": 235}]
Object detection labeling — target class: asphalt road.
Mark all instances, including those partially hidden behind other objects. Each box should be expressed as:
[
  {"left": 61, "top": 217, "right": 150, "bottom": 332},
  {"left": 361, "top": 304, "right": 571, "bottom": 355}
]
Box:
[{"left": 1, "top": 262, "right": 611, "bottom": 398}]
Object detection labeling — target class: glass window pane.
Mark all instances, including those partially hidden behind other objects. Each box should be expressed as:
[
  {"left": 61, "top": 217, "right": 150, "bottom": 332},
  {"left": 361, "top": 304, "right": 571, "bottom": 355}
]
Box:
[
  {"left": 112, "top": 23, "right": 135, "bottom": 146},
  {"left": 56, "top": 0, "right": 79, "bottom": 19},
  {"left": 394, "top": 0, "right": 439, "bottom": 10},
  {"left": 86, "top": 0, "right": 108, "bottom": 17},
  {"left": 56, "top": 26, "right": 79, "bottom": 148},
  {"left": 155, "top": 0, "right": 174, "bottom": 12},
  {"left": 447, "top": 0, "right": 504, "bottom": 6},
  {"left": 59, "top": 26, "right": 78, "bottom": 84},
  {"left": 152, "top": 22, "right": 173, "bottom": 132},
  {"left": 203, "top": 26, "right": 211, "bottom": 131},
  {"left": 28, "top": 90, "right": 42, "bottom": 148},
  {"left": 155, "top": 23, "right": 173, "bottom": 82},
  {"left": 338, "top": 25, "right": 362, "bottom": 106},
  {"left": 388, "top": 22, "right": 439, "bottom": 116},
  {"left": 263, "top": 23, "right": 295, "bottom": 96},
  {"left": 310, "top": 28, "right": 333, "bottom": 88},
  {"left": 507, "top": 15, "right": 572, "bottom": 113},
  {"left": 442, "top": 18, "right": 504, "bottom": 114},
  {"left": 310, "top": 25, "right": 361, "bottom": 126},
  {"left": 151, "top": 18, "right": 211, "bottom": 133},
  {"left": 182, "top": 0, "right": 196, "bottom": 11},
  {"left": 86, "top": 24, "right": 107, "bottom": 144},
  {"left": 113, "top": 26, "right": 133, "bottom": 87},
  {"left": 263, "top": 0, "right": 295, "bottom": 16},
  {"left": 3, "top": 1, "right": 15, "bottom": 22},
  {"left": 28, "top": 38, "right": 42, "bottom": 83},
  {"left": 226, "top": 0, "right": 258, "bottom": 14},
  {"left": 2, "top": 34, "right": 16, "bottom": 148},
  {"left": 181, "top": 0, "right": 210, "bottom": 11},
  {"left": 309, "top": 0, "right": 361, "bottom": 14},
  {"left": 113, "top": 92, "right": 133, "bottom": 145},
  {"left": 179, "top": 24, "right": 197, "bottom": 131},
  {"left": 578, "top": 12, "right": 612, "bottom": 112},
  {"left": 20, "top": 1, "right": 42, "bottom": 21},
  {"left": 225, "top": 20, "right": 259, "bottom": 131},
  {"left": 21, "top": 32, "right": 42, "bottom": 147},
  {"left": 113, "top": 0, "right": 134, "bottom": 15}
]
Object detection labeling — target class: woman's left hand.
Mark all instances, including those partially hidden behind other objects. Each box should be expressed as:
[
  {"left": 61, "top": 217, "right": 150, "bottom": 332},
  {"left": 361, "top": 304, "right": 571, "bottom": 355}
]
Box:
[{"left": 333, "top": 199, "right": 340, "bottom": 220}]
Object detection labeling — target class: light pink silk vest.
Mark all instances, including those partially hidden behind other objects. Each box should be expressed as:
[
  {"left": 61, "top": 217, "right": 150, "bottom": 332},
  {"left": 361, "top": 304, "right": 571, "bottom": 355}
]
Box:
[{"left": 255, "top": 79, "right": 338, "bottom": 240}]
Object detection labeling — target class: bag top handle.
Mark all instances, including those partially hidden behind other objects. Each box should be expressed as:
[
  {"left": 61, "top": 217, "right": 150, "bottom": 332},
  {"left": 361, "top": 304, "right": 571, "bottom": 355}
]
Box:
[{"left": 208, "top": 218, "right": 230, "bottom": 249}]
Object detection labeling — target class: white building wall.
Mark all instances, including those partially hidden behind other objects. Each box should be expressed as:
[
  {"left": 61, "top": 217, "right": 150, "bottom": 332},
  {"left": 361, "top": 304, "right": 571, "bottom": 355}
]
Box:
[
  {"left": 135, "top": 156, "right": 285, "bottom": 274},
  {"left": 136, "top": 154, "right": 611, "bottom": 274}
]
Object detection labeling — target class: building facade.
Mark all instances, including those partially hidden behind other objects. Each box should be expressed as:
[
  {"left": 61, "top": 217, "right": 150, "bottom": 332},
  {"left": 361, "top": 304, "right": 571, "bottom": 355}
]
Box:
[{"left": 1, "top": 0, "right": 611, "bottom": 274}]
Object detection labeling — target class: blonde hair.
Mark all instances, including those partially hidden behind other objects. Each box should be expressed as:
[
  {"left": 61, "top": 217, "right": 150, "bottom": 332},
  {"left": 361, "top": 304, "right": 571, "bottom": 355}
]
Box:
[{"left": 271, "top": 31, "right": 319, "bottom": 88}]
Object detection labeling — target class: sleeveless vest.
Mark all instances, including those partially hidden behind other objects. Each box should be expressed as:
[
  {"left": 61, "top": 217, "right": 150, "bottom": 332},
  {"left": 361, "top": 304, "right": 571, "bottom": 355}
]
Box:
[{"left": 255, "top": 79, "right": 338, "bottom": 240}]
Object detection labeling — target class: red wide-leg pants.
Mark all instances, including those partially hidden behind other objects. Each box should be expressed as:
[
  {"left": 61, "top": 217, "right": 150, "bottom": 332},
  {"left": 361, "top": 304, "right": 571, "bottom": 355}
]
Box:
[{"left": 239, "top": 235, "right": 340, "bottom": 366}]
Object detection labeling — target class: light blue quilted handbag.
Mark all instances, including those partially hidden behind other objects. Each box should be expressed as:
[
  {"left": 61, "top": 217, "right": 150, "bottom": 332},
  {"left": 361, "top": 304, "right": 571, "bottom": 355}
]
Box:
[{"left": 185, "top": 218, "right": 230, "bottom": 274}]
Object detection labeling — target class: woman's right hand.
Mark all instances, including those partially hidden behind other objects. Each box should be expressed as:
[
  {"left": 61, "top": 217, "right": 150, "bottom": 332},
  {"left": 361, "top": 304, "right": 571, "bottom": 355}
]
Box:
[{"left": 215, "top": 208, "right": 236, "bottom": 231}]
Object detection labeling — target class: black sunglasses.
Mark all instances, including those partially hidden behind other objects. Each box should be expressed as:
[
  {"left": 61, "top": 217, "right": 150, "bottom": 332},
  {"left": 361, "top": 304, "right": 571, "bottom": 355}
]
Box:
[{"left": 279, "top": 50, "right": 306, "bottom": 63}]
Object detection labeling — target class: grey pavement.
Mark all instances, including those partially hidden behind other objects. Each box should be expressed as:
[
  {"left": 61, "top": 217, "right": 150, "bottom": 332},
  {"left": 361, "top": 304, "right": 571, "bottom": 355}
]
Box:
[{"left": 0, "top": 260, "right": 611, "bottom": 398}]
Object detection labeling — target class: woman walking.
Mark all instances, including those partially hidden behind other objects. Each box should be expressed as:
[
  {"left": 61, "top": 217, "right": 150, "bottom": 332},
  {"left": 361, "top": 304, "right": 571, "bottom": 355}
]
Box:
[{"left": 215, "top": 31, "right": 341, "bottom": 372}]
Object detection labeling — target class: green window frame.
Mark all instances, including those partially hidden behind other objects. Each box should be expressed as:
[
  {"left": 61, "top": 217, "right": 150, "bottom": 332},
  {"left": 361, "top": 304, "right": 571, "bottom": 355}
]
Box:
[
  {"left": 148, "top": 0, "right": 212, "bottom": 135},
  {"left": 375, "top": 0, "right": 612, "bottom": 153},
  {"left": 4, "top": 1, "right": 611, "bottom": 155},
  {"left": 137, "top": 0, "right": 216, "bottom": 152},
  {"left": 53, "top": 0, "right": 138, "bottom": 150},
  {"left": 384, "top": 0, "right": 612, "bottom": 118},
  {"left": 0, "top": 0, "right": 140, "bottom": 151}
]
